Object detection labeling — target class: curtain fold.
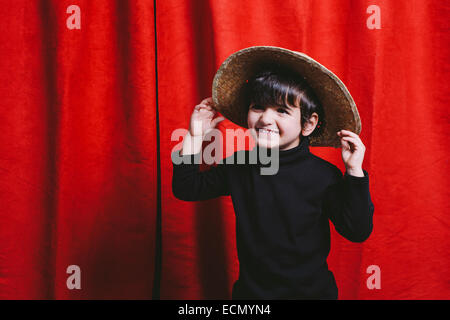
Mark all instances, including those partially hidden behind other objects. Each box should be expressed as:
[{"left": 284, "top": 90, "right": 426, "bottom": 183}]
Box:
[
  {"left": 0, "top": 0, "right": 448, "bottom": 299},
  {"left": 0, "top": 0, "right": 158, "bottom": 299}
]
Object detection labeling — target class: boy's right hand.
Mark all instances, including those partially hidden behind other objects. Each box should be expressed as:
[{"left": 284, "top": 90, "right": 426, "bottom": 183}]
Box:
[{"left": 189, "top": 97, "right": 225, "bottom": 138}]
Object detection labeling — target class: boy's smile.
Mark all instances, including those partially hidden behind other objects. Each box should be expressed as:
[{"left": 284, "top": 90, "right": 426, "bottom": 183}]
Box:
[{"left": 247, "top": 103, "right": 302, "bottom": 151}]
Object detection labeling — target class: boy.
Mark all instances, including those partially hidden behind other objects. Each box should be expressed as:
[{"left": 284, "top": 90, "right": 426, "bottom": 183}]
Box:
[{"left": 171, "top": 47, "right": 374, "bottom": 299}]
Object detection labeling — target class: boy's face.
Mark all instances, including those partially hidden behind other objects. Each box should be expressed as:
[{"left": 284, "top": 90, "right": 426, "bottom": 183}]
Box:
[{"left": 247, "top": 103, "right": 302, "bottom": 150}]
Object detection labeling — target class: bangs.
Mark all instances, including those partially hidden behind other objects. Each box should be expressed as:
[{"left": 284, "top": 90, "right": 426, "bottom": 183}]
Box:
[{"left": 246, "top": 67, "right": 306, "bottom": 110}]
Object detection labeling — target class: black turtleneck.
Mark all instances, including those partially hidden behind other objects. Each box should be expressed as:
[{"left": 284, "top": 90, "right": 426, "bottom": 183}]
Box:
[{"left": 171, "top": 136, "right": 374, "bottom": 299}]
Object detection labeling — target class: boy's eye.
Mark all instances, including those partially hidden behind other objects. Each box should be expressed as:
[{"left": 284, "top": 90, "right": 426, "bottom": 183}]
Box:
[{"left": 251, "top": 104, "right": 289, "bottom": 114}]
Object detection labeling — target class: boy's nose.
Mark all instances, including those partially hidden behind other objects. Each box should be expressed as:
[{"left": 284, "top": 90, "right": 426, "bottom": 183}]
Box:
[{"left": 259, "top": 109, "right": 274, "bottom": 125}]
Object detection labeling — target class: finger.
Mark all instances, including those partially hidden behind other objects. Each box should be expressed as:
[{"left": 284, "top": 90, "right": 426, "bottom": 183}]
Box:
[
  {"left": 338, "top": 130, "right": 360, "bottom": 139},
  {"left": 202, "top": 104, "right": 214, "bottom": 110},
  {"left": 341, "top": 139, "right": 357, "bottom": 153},
  {"left": 341, "top": 135, "right": 358, "bottom": 144},
  {"left": 338, "top": 130, "right": 363, "bottom": 145},
  {"left": 201, "top": 97, "right": 213, "bottom": 105},
  {"left": 195, "top": 104, "right": 213, "bottom": 112},
  {"left": 338, "top": 129, "right": 356, "bottom": 136},
  {"left": 341, "top": 135, "right": 365, "bottom": 148},
  {"left": 211, "top": 116, "right": 225, "bottom": 128},
  {"left": 341, "top": 136, "right": 363, "bottom": 150},
  {"left": 340, "top": 137, "right": 351, "bottom": 150}
]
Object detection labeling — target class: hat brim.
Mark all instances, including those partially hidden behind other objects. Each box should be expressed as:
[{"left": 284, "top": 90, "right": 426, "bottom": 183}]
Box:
[{"left": 212, "top": 46, "right": 361, "bottom": 148}]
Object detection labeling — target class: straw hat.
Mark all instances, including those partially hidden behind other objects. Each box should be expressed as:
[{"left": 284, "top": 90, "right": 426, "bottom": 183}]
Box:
[{"left": 211, "top": 46, "right": 361, "bottom": 148}]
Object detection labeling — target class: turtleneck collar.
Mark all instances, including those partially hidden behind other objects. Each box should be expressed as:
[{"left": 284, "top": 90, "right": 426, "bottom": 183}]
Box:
[{"left": 249, "top": 135, "right": 311, "bottom": 167}]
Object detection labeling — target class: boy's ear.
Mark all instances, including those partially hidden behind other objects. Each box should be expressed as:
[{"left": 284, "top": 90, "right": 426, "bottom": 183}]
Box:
[{"left": 301, "top": 113, "right": 319, "bottom": 137}]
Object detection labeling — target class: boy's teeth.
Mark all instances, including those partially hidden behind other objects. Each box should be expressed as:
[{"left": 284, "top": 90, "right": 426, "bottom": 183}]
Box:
[{"left": 258, "top": 128, "right": 278, "bottom": 133}]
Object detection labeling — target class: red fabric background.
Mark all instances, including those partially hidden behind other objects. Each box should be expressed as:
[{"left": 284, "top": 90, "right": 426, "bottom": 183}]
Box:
[{"left": 0, "top": 0, "right": 448, "bottom": 299}]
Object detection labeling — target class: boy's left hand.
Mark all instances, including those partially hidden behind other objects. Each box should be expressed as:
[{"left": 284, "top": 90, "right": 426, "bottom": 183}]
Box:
[{"left": 337, "top": 130, "right": 365, "bottom": 177}]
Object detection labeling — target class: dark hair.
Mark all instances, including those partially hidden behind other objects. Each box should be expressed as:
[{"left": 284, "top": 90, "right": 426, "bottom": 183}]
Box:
[{"left": 245, "top": 65, "right": 324, "bottom": 137}]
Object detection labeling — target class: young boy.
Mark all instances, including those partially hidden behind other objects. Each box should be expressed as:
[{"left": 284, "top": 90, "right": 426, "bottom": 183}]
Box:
[{"left": 171, "top": 47, "right": 374, "bottom": 300}]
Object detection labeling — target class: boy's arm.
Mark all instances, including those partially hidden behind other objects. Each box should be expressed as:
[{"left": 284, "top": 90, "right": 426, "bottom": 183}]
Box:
[
  {"left": 171, "top": 132, "right": 230, "bottom": 201},
  {"left": 171, "top": 97, "right": 228, "bottom": 201},
  {"left": 323, "top": 168, "right": 374, "bottom": 243}
]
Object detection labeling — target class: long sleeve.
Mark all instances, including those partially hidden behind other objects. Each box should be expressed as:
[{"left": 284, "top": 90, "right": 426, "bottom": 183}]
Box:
[
  {"left": 171, "top": 150, "right": 230, "bottom": 201},
  {"left": 323, "top": 167, "right": 374, "bottom": 243}
]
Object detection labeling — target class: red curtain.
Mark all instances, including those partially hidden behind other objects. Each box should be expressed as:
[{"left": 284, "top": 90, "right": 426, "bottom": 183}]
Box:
[{"left": 0, "top": 0, "right": 448, "bottom": 299}]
